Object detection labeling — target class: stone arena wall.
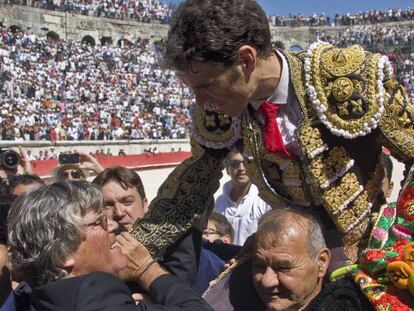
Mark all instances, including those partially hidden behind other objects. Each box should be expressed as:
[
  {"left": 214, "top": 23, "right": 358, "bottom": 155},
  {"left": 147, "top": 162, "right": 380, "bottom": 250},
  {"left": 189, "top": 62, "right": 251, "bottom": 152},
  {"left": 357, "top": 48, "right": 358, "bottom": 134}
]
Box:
[{"left": 2, "top": 4, "right": 414, "bottom": 50}]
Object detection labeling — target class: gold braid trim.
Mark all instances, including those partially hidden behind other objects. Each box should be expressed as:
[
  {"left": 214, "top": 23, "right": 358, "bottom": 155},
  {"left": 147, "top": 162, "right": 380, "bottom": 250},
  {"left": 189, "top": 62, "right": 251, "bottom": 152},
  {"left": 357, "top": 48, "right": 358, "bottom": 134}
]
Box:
[
  {"left": 379, "top": 82, "right": 414, "bottom": 164},
  {"left": 322, "top": 172, "right": 362, "bottom": 217},
  {"left": 298, "top": 123, "right": 328, "bottom": 159},
  {"left": 242, "top": 111, "right": 309, "bottom": 207},
  {"left": 290, "top": 49, "right": 372, "bottom": 240},
  {"left": 202, "top": 256, "right": 247, "bottom": 298},
  {"left": 130, "top": 143, "right": 223, "bottom": 257},
  {"left": 310, "top": 147, "right": 354, "bottom": 189}
]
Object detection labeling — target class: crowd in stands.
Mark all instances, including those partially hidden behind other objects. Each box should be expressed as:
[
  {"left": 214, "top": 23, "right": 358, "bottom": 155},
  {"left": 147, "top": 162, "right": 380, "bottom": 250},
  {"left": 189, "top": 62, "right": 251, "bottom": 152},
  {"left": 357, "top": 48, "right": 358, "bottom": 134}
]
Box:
[
  {"left": 316, "top": 25, "right": 414, "bottom": 50},
  {"left": 6, "top": 0, "right": 173, "bottom": 24},
  {"left": 268, "top": 7, "right": 414, "bottom": 27},
  {"left": 1, "top": 10, "right": 414, "bottom": 141},
  {"left": 0, "top": 25, "right": 191, "bottom": 142},
  {"left": 7, "top": 0, "right": 414, "bottom": 28},
  {"left": 397, "top": 54, "right": 414, "bottom": 105}
]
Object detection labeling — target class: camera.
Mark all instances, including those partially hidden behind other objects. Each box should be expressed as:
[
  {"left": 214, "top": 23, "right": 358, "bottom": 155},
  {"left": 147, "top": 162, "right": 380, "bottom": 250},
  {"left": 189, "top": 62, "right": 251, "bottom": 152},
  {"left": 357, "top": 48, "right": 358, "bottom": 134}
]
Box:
[
  {"left": 58, "top": 153, "right": 80, "bottom": 165},
  {"left": 0, "top": 149, "right": 20, "bottom": 170}
]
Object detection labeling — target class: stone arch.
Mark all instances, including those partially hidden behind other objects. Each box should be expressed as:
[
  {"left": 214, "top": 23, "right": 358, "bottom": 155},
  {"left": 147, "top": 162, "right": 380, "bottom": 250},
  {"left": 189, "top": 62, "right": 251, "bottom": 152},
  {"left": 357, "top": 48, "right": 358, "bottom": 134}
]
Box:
[
  {"left": 81, "top": 35, "right": 96, "bottom": 46},
  {"left": 46, "top": 31, "right": 60, "bottom": 41},
  {"left": 117, "top": 38, "right": 132, "bottom": 48},
  {"left": 100, "top": 36, "right": 113, "bottom": 46},
  {"left": 8, "top": 24, "right": 23, "bottom": 34}
]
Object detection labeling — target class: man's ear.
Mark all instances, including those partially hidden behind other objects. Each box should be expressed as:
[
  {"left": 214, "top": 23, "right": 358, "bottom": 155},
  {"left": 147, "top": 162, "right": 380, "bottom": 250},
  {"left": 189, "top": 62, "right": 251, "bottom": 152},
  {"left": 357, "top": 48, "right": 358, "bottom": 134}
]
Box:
[
  {"left": 238, "top": 45, "right": 257, "bottom": 73},
  {"left": 317, "top": 248, "right": 331, "bottom": 278},
  {"left": 143, "top": 198, "right": 149, "bottom": 213}
]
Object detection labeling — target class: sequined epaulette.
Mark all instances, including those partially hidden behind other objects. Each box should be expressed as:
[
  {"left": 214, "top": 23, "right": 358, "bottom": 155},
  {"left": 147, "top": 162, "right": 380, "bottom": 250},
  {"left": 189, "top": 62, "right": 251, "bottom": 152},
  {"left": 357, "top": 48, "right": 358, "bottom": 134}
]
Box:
[
  {"left": 304, "top": 42, "right": 392, "bottom": 139},
  {"left": 190, "top": 104, "right": 241, "bottom": 149}
]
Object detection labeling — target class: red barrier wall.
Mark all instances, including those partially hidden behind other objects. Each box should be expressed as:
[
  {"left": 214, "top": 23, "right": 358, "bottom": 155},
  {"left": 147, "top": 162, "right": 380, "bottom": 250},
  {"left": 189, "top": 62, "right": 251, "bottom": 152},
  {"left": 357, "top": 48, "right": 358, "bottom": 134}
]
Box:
[{"left": 31, "top": 152, "right": 192, "bottom": 177}]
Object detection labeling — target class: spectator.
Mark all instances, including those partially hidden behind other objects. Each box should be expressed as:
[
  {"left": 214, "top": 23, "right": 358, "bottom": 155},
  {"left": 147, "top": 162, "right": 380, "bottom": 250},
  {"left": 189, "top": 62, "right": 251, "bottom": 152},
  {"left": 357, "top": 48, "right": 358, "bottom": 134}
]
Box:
[
  {"left": 8, "top": 181, "right": 213, "bottom": 311},
  {"left": 215, "top": 148, "right": 271, "bottom": 246},
  {"left": 52, "top": 164, "right": 89, "bottom": 181},
  {"left": 51, "top": 152, "right": 104, "bottom": 181},
  {"left": 202, "top": 212, "right": 234, "bottom": 244},
  {"left": 93, "top": 166, "right": 201, "bottom": 294},
  {"left": 0, "top": 26, "right": 190, "bottom": 142},
  {"left": 204, "top": 207, "right": 373, "bottom": 311},
  {"left": 93, "top": 166, "right": 148, "bottom": 231},
  {"left": 252, "top": 208, "right": 372, "bottom": 310}
]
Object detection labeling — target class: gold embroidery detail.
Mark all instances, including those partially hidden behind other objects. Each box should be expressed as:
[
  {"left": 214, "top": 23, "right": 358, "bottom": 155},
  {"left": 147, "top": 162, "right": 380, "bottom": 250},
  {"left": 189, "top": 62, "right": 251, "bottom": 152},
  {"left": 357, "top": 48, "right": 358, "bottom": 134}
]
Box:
[
  {"left": 310, "top": 147, "right": 353, "bottom": 188},
  {"left": 298, "top": 124, "right": 326, "bottom": 158},
  {"left": 322, "top": 172, "right": 361, "bottom": 216},
  {"left": 332, "top": 77, "right": 354, "bottom": 102},
  {"left": 321, "top": 45, "right": 365, "bottom": 77},
  {"left": 205, "top": 115, "right": 216, "bottom": 127},
  {"left": 365, "top": 159, "right": 384, "bottom": 202},
  {"left": 194, "top": 105, "right": 235, "bottom": 142},
  {"left": 311, "top": 44, "right": 384, "bottom": 137},
  {"left": 337, "top": 192, "right": 370, "bottom": 233},
  {"left": 131, "top": 148, "right": 224, "bottom": 257},
  {"left": 242, "top": 111, "right": 310, "bottom": 207},
  {"left": 218, "top": 113, "right": 231, "bottom": 127},
  {"left": 285, "top": 51, "right": 310, "bottom": 120},
  {"left": 379, "top": 84, "right": 414, "bottom": 163},
  {"left": 282, "top": 163, "right": 301, "bottom": 186}
]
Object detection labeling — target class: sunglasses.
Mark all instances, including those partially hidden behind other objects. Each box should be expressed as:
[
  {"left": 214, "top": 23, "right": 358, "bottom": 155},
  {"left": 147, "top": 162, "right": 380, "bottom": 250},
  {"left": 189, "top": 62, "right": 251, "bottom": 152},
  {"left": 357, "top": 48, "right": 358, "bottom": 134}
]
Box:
[
  {"left": 58, "top": 169, "right": 82, "bottom": 179},
  {"left": 227, "top": 159, "right": 244, "bottom": 169},
  {"left": 84, "top": 212, "right": 108, "bottom": 231}
]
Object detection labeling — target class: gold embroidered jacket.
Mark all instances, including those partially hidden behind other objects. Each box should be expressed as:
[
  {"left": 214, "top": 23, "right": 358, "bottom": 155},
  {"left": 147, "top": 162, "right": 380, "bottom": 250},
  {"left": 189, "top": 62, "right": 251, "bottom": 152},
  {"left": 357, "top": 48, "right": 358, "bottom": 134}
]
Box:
[
  {"left": 191, "top": 42, "right": 414, "bottom": 260},
  {"left": 128, "top": 43, "right": 414, "bottom": 262}
]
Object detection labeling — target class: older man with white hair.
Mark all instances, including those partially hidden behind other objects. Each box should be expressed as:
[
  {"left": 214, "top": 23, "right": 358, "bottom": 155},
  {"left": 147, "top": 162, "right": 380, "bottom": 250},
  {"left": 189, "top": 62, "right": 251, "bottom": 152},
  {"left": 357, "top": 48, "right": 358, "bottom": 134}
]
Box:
[{"left": 8, "top": 181, "right": 213, "bottom": 311}]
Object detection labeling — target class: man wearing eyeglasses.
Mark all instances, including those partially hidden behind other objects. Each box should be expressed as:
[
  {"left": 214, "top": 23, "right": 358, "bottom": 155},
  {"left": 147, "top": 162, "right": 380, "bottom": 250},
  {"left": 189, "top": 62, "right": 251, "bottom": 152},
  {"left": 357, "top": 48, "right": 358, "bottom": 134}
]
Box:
[
  {"left": 215, "top": 148, "right": 271, "bottom": 246},
  {"left": 8, "top": 181, "right": 213, "bottom": 311}
]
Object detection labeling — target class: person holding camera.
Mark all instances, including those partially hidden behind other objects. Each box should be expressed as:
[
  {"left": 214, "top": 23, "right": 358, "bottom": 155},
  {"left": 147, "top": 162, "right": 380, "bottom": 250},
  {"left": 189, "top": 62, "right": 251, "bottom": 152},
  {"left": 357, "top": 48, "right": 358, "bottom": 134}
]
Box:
[
  {"left": 0, "top": 146, "right": 34, "bottom": 202},
  {"left": 51, "top": 151, "right": 104, "bottom": 181},
  {"left": 0, "top": 147, "right": 33, "bottom": 180},
  {"left": 0, "top": 147, "right": 36, "bottom": 310}
]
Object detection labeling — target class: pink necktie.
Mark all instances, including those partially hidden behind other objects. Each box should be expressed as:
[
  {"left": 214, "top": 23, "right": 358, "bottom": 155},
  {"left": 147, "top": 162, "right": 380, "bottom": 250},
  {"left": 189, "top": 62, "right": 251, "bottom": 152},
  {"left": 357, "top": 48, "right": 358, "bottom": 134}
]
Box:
[{"left": 259, "top": 102, "right": 291, "bottom": 158}]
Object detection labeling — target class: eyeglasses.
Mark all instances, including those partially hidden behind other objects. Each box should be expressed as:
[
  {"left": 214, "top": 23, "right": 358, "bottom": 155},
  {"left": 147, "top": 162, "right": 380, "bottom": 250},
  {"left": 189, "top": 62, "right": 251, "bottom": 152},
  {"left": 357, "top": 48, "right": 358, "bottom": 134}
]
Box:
[
  {"left": 202, "top": 228, "right": 224, "bottom": 237},
  {"left": 84, "top": 212, "right": 108, "bottom": 231},
  {"left": 227, "top": 159, "right": 244, "bottom": 169},
  {"left": 58, "top": 169, "right": 82, "bottom": 179}
]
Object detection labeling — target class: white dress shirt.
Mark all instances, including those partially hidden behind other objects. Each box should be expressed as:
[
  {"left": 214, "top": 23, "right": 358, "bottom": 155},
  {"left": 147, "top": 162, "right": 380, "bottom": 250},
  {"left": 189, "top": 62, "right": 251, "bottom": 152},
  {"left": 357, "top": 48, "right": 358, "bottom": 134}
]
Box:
[
  {"left": 215, "top": 181, "right": 271, "bottom": 246},
  {"left": 251, "top": 51, "right": 301, "bottom": 157}
]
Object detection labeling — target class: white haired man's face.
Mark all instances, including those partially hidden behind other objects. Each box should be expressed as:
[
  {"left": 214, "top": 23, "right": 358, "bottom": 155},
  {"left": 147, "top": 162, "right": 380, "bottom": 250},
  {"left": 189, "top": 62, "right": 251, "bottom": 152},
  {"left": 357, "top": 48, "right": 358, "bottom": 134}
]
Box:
[
  {"left": 252, "top": 226, "right": 329, "bottom": 311},
  {"left": 68, "top": 209, "right": 127, "bottom": 276}
]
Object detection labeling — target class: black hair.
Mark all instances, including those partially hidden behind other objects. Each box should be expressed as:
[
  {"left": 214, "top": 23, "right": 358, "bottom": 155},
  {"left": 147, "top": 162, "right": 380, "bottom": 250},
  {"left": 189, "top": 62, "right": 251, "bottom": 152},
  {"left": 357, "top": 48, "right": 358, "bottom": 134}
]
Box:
[{"left": 164, "top": 0, "right": 273, "bottom": 70}]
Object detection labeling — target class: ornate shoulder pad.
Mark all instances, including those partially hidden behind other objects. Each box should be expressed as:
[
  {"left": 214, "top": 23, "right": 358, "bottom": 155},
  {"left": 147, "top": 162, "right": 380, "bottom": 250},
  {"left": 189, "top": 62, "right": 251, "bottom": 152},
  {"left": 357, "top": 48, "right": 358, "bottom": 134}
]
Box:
[
  {"left": 190, "top": 104, "right": 241, "bottom": 149},
  {"left": 304, "top": 42, "right": 392, "bottom": 139}
]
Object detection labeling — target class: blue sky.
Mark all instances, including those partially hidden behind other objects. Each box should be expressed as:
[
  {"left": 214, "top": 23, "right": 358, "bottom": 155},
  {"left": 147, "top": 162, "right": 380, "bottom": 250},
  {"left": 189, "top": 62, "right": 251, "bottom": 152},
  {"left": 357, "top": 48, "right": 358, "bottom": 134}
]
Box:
[{"left": 165, "top": 0, "right": 414, "bottom": 17}]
